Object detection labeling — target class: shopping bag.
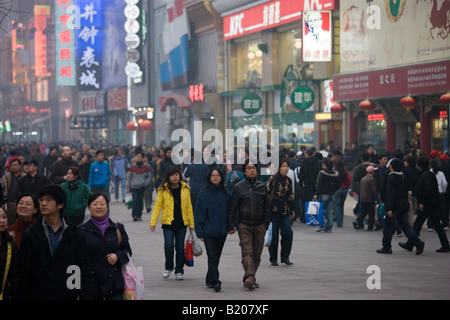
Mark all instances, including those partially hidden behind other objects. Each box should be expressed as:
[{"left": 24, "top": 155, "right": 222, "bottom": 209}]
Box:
[
  {"left": 377, "top": 203, "right": 385, "bottom": 221},
  {"left": 264, "top": 222, "right": 272, "bottom": 247},
  {"left": 184, "top": 237, "right": 194, "bottom": 267},
  {"left": 305, "top": 200, "right": 324, "bottom": 226},
  {"left": 191, "top": 231, "right": 203, "bottom": 257},
  {"left": 125, "top": 193, "right": 132, "bottom": 209},
  {"left": 122, "top": 255, "right": 145, "bottom": 300}
]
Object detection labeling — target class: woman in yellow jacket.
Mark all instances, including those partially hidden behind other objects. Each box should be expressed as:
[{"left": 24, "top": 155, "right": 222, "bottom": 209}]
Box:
[{"left": 150, "top": 166, "right": 194, "bottom": 280}]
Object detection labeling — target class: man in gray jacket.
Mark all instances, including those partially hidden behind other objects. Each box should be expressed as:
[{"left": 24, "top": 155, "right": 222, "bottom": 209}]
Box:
[
  {"left": 127, "top": 152, "right": 152, "bottom": 221},
  {"left": 353, "top": 165, "right": 379, "bottom": 231}
]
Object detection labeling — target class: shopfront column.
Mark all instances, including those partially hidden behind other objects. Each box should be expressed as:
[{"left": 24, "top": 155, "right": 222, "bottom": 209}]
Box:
[
  {"left": 420, "top": 106, "right": 431, "bottom": 154},
  {"left": 386, "top": 116, "right": 395, "bottom": 153}
]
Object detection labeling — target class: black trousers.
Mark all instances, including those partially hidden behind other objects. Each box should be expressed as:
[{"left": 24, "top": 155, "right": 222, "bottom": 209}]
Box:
[
  {"left": 408, "top": 204, "right": 450, "bottom": 248},
  {"left": 203, "top": 234, "right": 227, "bottom": 286}
]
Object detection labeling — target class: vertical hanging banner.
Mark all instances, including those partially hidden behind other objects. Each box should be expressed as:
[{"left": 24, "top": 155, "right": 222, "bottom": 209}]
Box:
[
  {"left": 34, "top": 5, "right": 51, "bottom": 77},
  {"left": 55, "top": 0, "right": 76, "bottom": 86},
  {"left": 77, "top": 0, "right": 103, "bottom": 91},
  {"left": 303, "top": 11, "right": 332, "bottom": 62}
]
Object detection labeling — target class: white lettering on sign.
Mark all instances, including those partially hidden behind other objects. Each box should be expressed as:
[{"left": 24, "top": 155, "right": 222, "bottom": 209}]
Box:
[
  {"left": 229, "top": 13, "right": 244, "bottom": 37},
  {"left": 304, "top": 0, "right": 323, "bottom": 11}
]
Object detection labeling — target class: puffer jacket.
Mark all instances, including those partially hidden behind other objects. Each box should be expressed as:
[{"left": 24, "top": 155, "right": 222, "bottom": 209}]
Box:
[
  {"left": 227, "top": 178, "right": 271, "bottom": 230},
  {"left": 127, "top": 162, "right": 152, "bottom": 189},
  {"left": 149, "top": 181, "right": 194, "bottom": 229},
  {"left": 315, "top": 169, "right": 340, "bottom": 196}
]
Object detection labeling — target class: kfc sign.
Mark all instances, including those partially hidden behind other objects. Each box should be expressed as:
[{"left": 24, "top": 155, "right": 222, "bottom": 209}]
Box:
[{"left": 223, "top": 0, "right": 336, "bottom": 40}]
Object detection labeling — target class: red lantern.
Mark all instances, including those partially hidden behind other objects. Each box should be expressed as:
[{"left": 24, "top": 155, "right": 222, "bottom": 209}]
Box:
[
  {"left": 140, "top": 120, "right": 154, "bottom": 130},
  {"left": 330, "top": 103, "right": 345, "bottom": 113},
  {"left": 126, "top": 121, "right": 138, "bottom": 131},
  {"left": 358, "top": 99, "right": 375, "bottom": 112},
  {"left": 400, "top": 96, "right": 418, "bottom": 112},
  {"left": 440, "top": 92, "right": 450, "bottom": 105}
]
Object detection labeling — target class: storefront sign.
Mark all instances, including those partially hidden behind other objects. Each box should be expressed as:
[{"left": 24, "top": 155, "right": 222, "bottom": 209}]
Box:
[
  {"left": 34, "top": 5, "right": 51, "bottom": 77},
  {"left": 70, "top": 115, "right": 107, "bottom": 129},
  {"left": 292, "top": 87, "right": 315, "bottom": 110},
  {"left": 55, "top": 0, "right": 76, "bottom": 86},
  {"left": 77, "top": 0, "right": 103, "bottom": 91},
  {"left": 189, "top": 84, "right": 204, "bottom": 103},
  {"left": 107, "top": 89, "right": 127, "bottom": 111},
  {"left": 223, "top": 0, "right": 336, "bottom": 40},
  {"left": 303, "top": 11, "right": 332, "bottom": 62},
  {"left": 241, "top": 93, "right": 262, "bottom": 114},
  {"left": 333, "top": 60, "right": 450, "bottom": 102}
]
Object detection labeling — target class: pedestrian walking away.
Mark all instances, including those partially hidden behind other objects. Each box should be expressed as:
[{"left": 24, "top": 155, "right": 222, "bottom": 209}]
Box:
[
  {"left": 150, "top": 167, "right": 195, "bottom": 280},
  {"left": 127, "top": 152, "right": 152, "bottom": 222},
  {"left": 194, "top": 168, "right": 229, "bottom": 292}
]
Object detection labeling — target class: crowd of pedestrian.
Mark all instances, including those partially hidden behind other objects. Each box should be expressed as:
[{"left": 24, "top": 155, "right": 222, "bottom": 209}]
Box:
[{"left": 0, "top": 139, "right": 449, "bottom": 300}]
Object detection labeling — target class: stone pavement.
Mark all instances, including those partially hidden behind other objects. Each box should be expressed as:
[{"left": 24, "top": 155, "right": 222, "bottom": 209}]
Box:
[{"left": 108, "top": 194, "right": 450, "bottom": 301}]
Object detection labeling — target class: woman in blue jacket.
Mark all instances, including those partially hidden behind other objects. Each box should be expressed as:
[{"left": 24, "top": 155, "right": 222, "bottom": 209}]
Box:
[{"left": 194, "top": 168, "right": 229, "bottom": 292}]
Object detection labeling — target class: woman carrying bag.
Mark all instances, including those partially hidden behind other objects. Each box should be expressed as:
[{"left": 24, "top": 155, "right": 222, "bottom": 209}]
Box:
[
  {"left": 266, "top": 160, "right": 295, "bottom": 266},
  {"left": 194, "top": 168, "right": 229, "bottom": 292},
  {"left": 80, "top": 193, "right": 132, "bottom": 300},
  {"left": 150, "top": 167, "right": 194, "bottom": 281},
  {"left": 0, "top": 207, "right": 20, "bottom": 300}
]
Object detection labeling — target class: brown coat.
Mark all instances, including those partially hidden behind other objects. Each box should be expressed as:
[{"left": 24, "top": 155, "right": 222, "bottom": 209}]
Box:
[{"left": 359, "top": 173, "right": 378, "bottom": 203}]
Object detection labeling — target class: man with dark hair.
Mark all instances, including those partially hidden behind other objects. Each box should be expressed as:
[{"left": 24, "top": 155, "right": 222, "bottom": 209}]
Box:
[
  {"left": 227, "top": 160, "right": 271, "bottom": 291},
  {"left": 401, "top": 156, "right": 450, "bottom": 253},
  {"left": 16, "top": 159, "right": 51, "bottom": 200},
  {"left": 50, "top": 146, "right": 79, "bottom": 185},
  {"left": 19, "top": 184, "right": 93, "bottom": 299},
  {"left": 89, "top": 150, "right": 111, "bottom": 197},
  {"left": 377, "top": 158, "right": 425, "bottom": 255},
  {"left": 297, "top": 148, "right": 321, "bottom": 223}
]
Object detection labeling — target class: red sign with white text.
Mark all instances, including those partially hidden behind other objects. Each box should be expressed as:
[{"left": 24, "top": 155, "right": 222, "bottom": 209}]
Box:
[
  {"left": 333, "top": 60, "right": 450, "bottom": 102},
  {"left": 223, "top": 0, "right": 336, "bottom": 40}
]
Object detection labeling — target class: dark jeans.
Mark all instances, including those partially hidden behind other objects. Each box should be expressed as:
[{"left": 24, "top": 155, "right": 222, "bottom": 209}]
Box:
[
  {"left": 408, "top": 205, "right": 449, "bottom": 248},
  {"left": 163, "top": 227, "right": 187, "bottom": 274},
  {"left": 334, "top": 188, "right": 347, "bottom": 227},
  {"left": 268, "top": 213, "right": 293, "bottom": 263},
  {"left": 357, "top": 201, "right": 376, "bottom": 230},
  {"left": 203, "top": 234, "right": 227, "bottom": 286},
  {"left": 382, "top": 210, "right": 422, "bottom": 250},
  {"left": 131, "top": 186, "right": 146, "bottom": 218}
]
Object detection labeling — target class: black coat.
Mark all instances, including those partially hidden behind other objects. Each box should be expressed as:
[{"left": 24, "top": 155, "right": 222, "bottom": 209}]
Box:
[
  {"left": 19, "top": 218, "right": 94, "bottom": 300},
  {"left": 416, "top": 170, "right": 440, "bottom": 208},
  {"left": 16, "top": 173, "right": 51, "bottom": 199},
  {"left": 80, "top": 220, "right": 131, "bottom": 299},
  {"left": 385, "top": 172, "right": 409, "bottom": 215},
  {"left": 0, "top": 231, "right": 20, "bottom": 300}
]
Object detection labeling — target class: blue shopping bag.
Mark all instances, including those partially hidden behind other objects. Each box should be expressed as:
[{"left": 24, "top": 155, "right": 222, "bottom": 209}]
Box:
[{"left": 305, "top": 200, "right": 324, "bottom": 226}]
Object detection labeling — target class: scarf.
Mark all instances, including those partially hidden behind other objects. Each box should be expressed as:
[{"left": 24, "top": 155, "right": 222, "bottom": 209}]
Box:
[
  {"left": 67, "top": 179, "right": 79, "bottom": 190},
  {"left": 91, "top": 214, "right": 110, "bottom": 236}
]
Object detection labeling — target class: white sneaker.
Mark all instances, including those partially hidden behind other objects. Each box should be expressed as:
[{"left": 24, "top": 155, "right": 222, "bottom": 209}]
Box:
[
  {"left": 176, "top": 273, "right": 184, "bottom": 280},
  {"left": 163, "top": 269, "right": 173, "bottom": 279}
]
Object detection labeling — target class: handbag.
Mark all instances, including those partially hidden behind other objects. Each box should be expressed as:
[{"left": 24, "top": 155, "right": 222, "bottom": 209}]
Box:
[
  {"left": 305, "top": 200, "right": 324, "bottom": 226},
  {"left": 122, "top": 254, "right": 145, "bottom": 300},
  {"left": 0, "top": 242, "right": 12, "bottom": 300},
  {"left": 191, "top": 231, "right": 203, "bottom": 257},
  {"left": 264, "top": 222, "right": 273, "bottom": 247},
  {"left": 184, "top": 234, "right": 194, "bottom": 267}
]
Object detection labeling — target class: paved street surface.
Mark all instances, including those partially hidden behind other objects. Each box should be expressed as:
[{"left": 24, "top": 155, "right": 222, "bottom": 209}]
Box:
[{"left": 108, "top": 194, "right": 450, "bottom": 302}]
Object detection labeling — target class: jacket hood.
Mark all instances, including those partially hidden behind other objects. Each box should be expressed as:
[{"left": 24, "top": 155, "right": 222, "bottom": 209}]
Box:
[{"left": 320, "top": 169, "right": 339, "bottom": 177}]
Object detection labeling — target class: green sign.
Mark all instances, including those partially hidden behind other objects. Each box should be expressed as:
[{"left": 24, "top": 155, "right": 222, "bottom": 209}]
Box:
[
  {"left": 241, "top": 93, "right": 262, "bottom": 114},
  {"left": 291, "top": 87, "right": 315, "bottom": 110}
]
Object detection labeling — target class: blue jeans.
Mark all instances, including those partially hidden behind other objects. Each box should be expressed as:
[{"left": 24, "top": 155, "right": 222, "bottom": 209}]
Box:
[
  {"left": 319, "top": 194, "right": 334, "bottom": 231},
  {"left": 268, "top": 213, "right": 293, "bottom": 262},
  {"left": 114, "top": 176, "right": 126, "bottom": 201},
  {"left": 163, "top": 227, "right": 187, "bottom": 274},
  {"left": 334, "top": 188, "right": 347, "bottom": 227}
]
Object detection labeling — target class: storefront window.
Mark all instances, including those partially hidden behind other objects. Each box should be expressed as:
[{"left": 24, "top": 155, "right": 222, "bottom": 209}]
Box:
[
  {"left": 432, "top": 108, "right": 448, "bottom": 151},
  {"left": 360, "top": 112, "right": 387, "bottom": 154},
  {"left": 236, "top": 40, "right": 263, "bottom": 88},
  {"left": 278, "top": 28, "right": 302, "bottom": 80}
]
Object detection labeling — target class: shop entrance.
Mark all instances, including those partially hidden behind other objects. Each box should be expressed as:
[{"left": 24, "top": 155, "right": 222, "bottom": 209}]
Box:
[{"left": 319, "top": 121, "right": 342, "bottom": 150}]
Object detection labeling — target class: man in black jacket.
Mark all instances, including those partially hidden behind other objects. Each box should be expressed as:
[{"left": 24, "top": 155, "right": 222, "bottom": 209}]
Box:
[
  {"left": 297, "top": 148, "right": 321, "bottom": 223},
  {"left": 50, "top": 146, "right": 79, "bottom": 185},
  {"left": 16, "top": 159, "right": 51, "bottom": 200},
  {"left": 19, "top": 184, "right": 93, "bottom": 300},
  {"left": 377, "top": 159, "right": 425, "bottom": 255},
  {"left": 401, "top": 156, "right": 450, "bottom": 253},
  {"left": 227, "top": 160, "right": 270, "bottom": 291}
]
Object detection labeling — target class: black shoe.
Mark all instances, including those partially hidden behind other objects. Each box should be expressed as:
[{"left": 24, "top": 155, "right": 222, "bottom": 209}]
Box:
[
  {"left": 436, "top": 246, "right": 450, "bottom": 253},
  {"left": 398, "top": 242, "right": 413, "bottom": 252},
  {"left": 376, "top": 247, "right": 392, "bottom": 254},
  {"left": 270, "top": 261, "right": 278, "bottom": 266},
  {"left": 352, "top": 221, "right": 359, "bottom": 230},
  {"left": 213, "top": 282, "right": 221, "bottom": 292},
  {"left": 415, "top": 241, "right": 425, "bottom": 255},
  {"left": 281, "top": 260, "right": 293, "bottom": 265},
  {"left": 206, "top": 282, "right": 214, "bottom": 288},
  {"left": 146, "top": 208, "right": 151, "bottom": 213}
]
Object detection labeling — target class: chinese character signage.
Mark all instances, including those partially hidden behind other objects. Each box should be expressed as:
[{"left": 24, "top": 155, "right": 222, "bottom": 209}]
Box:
[
  {"left": 77, "top": 0, "right": 103, "bottom": 91},
  {"left": 189, "top": 84, "right": 204, "bottom": 103},
  {"left": 70, "top": 115, "right": 107, "bottom": 129},
  {"left": 303, "top": 11, "right": 332, "bottom": 62},
  {"left": 292, "top": 87, "right": 315, "bottom": 110},
  {"left": 55, "top": 0, "right": 76, "bottom": 86},
  {"left": 223, "top": 0, "right": 336, "bottom": 40},
  {"left": 241, "top": 93, "right": 262, "bottom": 114},
  {"left": 34, "top": 5, "right": 51, "bottom": 77}
]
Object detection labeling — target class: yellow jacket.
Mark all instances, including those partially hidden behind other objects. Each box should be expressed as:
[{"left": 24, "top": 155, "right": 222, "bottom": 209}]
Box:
[{"left": 150, "top": 181, "right": 194, "bottom": 228}]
